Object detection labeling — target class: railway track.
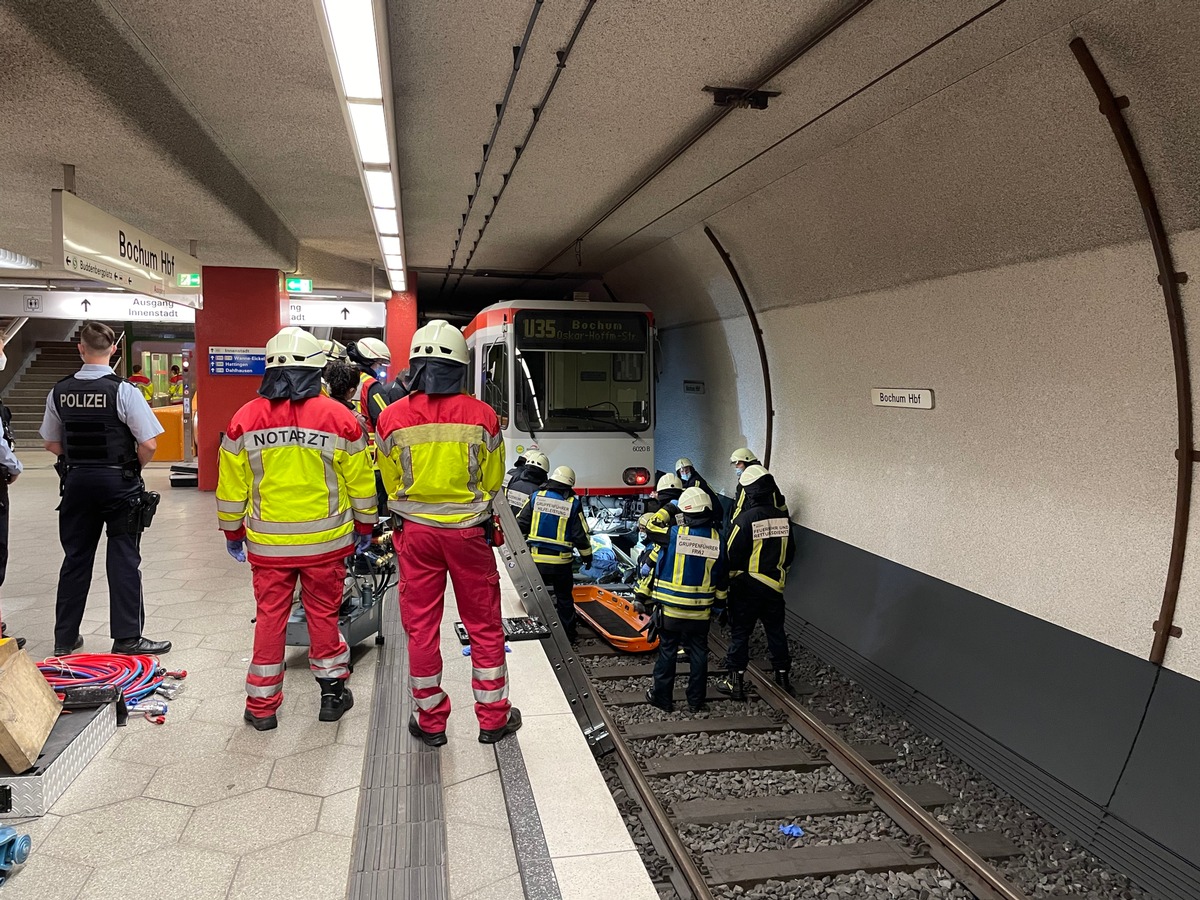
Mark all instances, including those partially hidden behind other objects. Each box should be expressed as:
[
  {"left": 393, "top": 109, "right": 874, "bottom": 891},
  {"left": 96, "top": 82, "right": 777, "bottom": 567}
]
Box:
[{"left": 578, "top": 633, "right": 1031, "bottom": 900}]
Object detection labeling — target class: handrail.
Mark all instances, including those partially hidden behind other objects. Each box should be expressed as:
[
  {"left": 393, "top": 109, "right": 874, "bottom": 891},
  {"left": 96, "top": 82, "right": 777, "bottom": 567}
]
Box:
[{"left": 1069, "top": 38, "right": 1192, "bottom": 664}]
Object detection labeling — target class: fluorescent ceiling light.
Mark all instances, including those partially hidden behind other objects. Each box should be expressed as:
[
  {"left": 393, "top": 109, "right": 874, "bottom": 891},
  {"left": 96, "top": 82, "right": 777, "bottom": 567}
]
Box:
[
  {"left": 384, "top": 254, "right": 404, "bottom": 270},
  {"left": 348, "top": 102, "right": 390, "bottom": 165},
  {"left": 289, "top": 293, "right": 341, "bottom": 300},
  {"left": 380, "top": 235, "right": 402, "bottom": 255},
  {"left": 387, "top": 269, "right": 406, "bottom": 292},
  {"left": 372, "top": 207, "right": 399, "bottom": 235},
  {"left": 0, "top": 248, "right": 39, "bottom": 270},
  {"left": 323, "top": 0, "right": 383, "bottom": 100},
  {"left": 363, "top": 169, "right": 396, "bottom": 209},
  {"left": 0, "top": 283, "right": 48, "bottom": 289}
]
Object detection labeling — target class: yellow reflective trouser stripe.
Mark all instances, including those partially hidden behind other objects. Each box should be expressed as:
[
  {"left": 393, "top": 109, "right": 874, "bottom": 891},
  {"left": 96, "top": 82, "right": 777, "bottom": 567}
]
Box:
[
  {"left": 248, "top": 663, "right": 285, "bottom": 677},
  {"left": 249, "top": 510, "right": 352, "bottom": 535},
  {"left": 247, "top": 534, "right": 353, "bottom": 557}
]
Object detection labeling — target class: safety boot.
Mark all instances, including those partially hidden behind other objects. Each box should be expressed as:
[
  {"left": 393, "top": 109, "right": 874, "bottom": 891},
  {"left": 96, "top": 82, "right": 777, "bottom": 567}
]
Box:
[
  {"left": 773, "top": 669, "right": 794, "bottom": 696},
  {"left": 716, "top": 670, "right": 747, "bottom": 701},
  {"left": 244, "top": 710, "right": 278, "bottom": 731},
  {"left": 317, "top": 678, "right": 354, "bottom": 722},
  {"left": 479, "top": 707, "right": 523, "bottom": 744}
]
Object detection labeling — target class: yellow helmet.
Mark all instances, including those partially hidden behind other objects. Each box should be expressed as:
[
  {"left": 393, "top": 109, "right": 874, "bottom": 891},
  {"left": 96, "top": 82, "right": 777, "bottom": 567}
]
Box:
[
  {"left": 679, "top": 486, "right": 712, "bottom": 513},
  {"left": 656, "top": 473, "right": 683, "bottom": 492},
  {"left": 739, "top": 464, "right": 770, "bottom": 487},
  {"left": 550, "top": 465, "right": 576, "bottom": 487}
]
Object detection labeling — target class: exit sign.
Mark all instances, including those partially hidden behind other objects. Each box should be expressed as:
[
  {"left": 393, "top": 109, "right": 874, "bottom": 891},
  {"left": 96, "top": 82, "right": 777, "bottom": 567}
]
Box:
[
  {"left": 286, "top": 277, "right": 313, "bottom": 293},
  {"left": 177, "top": 272, "right": 201, "bottom": 287}
]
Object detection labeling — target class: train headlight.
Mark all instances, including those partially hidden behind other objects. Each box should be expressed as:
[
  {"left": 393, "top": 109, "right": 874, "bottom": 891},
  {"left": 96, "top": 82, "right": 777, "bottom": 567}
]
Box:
[{"left": 623, "top": 467, "right": 650, "bottom": 487}]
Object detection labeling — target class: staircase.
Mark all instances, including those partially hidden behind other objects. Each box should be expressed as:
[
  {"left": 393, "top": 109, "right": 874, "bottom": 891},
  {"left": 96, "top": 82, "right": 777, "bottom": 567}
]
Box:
[{"left": 4, "top": 338, "right": 81, "bottom": 449}]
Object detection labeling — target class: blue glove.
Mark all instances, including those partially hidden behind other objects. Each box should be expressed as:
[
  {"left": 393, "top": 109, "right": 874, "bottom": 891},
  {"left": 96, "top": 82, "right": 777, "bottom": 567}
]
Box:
[
  {"left": 226, "top": 538, "right": 246, "bottom": 563},
  {"left": 639, "top": 563, "right": 652, "bottom": 577},
  {"left": 355, "top": 532, "right": 372, "bottom": 554}
]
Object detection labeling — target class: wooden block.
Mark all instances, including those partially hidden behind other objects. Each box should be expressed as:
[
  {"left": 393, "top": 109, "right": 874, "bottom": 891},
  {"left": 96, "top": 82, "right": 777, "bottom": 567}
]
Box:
[{"left": 0, "top": 638, "right": 63, "bottom": 773}]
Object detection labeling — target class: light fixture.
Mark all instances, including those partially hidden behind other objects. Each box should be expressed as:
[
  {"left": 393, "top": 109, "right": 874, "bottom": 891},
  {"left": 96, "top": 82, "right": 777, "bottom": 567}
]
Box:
[
  {"left": 372, "top": 207, "right": 399, "bottom": 236},
  {"left": 380, "top": 235, "right": 401, "bottom": 255},
  {"left": 323, "top": 0, "right": 383, "bottom": 100},
  {"left": 387, "top": 269, "right": 406, "bottom": 291},
  {"left": 363, "top": 169, "right": 396, "bottom": 208},
  {"left": 0, "top": 283, "right": 49, "bottom": 289},
  {"left": 0, "top": 249, "right": 39, "bottom": 270},
  {"left": 384, "top": 254, "right": 404, "bottom": 270},
  {"left": 348, "top": 102, "right": 390, "bottom": 165}
]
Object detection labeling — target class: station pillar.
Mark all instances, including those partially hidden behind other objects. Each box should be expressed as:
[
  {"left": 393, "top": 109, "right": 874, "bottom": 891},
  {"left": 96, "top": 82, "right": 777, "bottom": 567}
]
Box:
[
  {"left": 385, "top": 289, "right": 418, "bottom": 371},
  {"left": 194, "top": 267, "right": 289, "bottom": 491}
]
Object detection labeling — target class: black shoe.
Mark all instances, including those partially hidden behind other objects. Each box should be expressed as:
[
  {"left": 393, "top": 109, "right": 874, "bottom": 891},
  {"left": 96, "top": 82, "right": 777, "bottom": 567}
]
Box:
[
  {"left": 408, "top": 714, "right": 448, "bottom": 747},
  {"left": 4, "top": 623, "right": 26, "bottom": 651},
  {"left": 112, "top": 637, "right": 171, "bottom": 655},
  {"left": 244, "top": 710, "right": 278, "bottom": 731},
  {"left": 716, "top": 670, "right": 747, "bottom": 701},
  {"left": 479, "top": 706, "right": 523, "bottom": 744},
  {"left": 688, "top": 703, "right": 707, "bottom": 713},
  {"left": 54, "top": 635, "right": 85, "bottom": 656},
  {"left": 773, "top": 668, "right": 794, "bottom": 695},
  {"left": 644, "top": 688, "right": 673, "bottom": 713},
  {"left": 317, "top": 679, "right": 354, "bottom": 722}
]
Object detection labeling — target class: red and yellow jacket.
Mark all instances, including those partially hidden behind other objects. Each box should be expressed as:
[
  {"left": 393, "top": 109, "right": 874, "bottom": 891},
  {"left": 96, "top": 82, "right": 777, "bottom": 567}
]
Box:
[
  {"left": 216, "top": 396, "right": 378, "bottom": 567},
  {"left": 375, "top": 392, "right": 504, "bottom": 528}
]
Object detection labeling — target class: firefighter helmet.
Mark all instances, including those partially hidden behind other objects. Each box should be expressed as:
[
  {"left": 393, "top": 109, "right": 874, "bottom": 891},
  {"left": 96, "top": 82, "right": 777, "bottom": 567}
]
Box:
[
  {"left": 525, "top": 450, "right": 550, "bottom": 472},
  {"left": 265, "top": 327, "right": 326, "bottom": 369},
  {"left": 656, "top": 473, "right": 683, "bottom": 493},
  {"left": 739, "top": 464, "right": 769, "bottom": 487},
  {"left": 410, "top": 319, "right": 469, "bottom": 365},
  {"left": 730, "top": 447, "right": 757, "bottom": 465},
  {"left": 679, "top": 486, "right": 713, "bottom": 513},
  {"left": 550, "top": 465, "right": 576, "bottom": 487}
]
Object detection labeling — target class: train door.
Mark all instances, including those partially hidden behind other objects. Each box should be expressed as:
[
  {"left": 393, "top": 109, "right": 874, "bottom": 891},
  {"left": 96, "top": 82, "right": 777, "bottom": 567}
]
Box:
[{"left": 480, "top": 333, "right": 510, "bottom": 430}]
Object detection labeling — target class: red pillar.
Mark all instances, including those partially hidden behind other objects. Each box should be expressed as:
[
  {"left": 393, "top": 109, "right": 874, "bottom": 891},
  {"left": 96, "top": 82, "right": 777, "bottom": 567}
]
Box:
[
  {"left": 385, "top": 289, "right": 418, "bottom": 370},
  {"left": 195, "top": 267, "right": 288, "bottom": 491}
]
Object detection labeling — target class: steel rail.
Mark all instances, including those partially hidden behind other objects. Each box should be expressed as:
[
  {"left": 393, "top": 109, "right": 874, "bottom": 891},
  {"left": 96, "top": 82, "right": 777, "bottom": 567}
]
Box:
[
  {"left": 1068, "top": 37, "right": 1192, "bottom": 665},
  {"left": 592, "top": 697, "right": 712, "bottom": 900},
  {"left": 711, "top": 635, "right": 1029, "bottom": 900}
]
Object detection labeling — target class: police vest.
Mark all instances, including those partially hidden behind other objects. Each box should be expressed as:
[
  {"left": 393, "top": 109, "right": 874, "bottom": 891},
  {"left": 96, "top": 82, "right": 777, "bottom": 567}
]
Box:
[
  {"left": 0, "top": 400, "right": 13, "bottom": 450},
  {"left": 53, "top": 375, "right": 138, "bottom": 467}
]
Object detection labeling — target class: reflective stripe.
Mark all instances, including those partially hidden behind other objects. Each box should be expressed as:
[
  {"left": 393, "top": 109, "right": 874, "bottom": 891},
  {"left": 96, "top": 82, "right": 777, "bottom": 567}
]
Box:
[
  {"left": 414, "top": 690, "right": 447, "bottom": 710},
  {"left": 483, "top": 428, "right": 502, "bottom": 452},
  {"left": 218, "top": 519, "right": 244, "bottom": 532},
  {"left": 387, "top": 421, "right": 493, "bottom": 448},
  {"left": 248, "top": 662, "right": 285, "bottom": 677},
  {"left": 336, "top": 434, "right": 369, "bottom": 455},
  {"left": 248, "top": 510, "right": 352, "bottom": 535},
  {"left": 323, "top": 447, "right": 340, "bottom": 518},
  {"left": 247, "top": 448, "right": 266, "bottom": 519},
  {"left": 310, "top": 647, "right": 350, "bottom": 669},
  {"left": 352, "top": 509, "right": 376, "bottom": 524},
  {"left": 410, "top": 672, "right": 442, "bottom": 689},
  {"left": 390, "top": 498, "right": 492, "bottom": 517},
  {"left": 221, "top": 434, "right": 244, "bottom": 454},
  {"left": 247, "top": 534, "right": 353, "bottom": 557},
  {"left": 314, "top": 664, "right": 349, "bottom": 679},
  {"left": 466, "top": 442, "right": 483, "bottom": 503},
  {"left": 473, "top": 685, "right": 509, "bottom": 704},
  {"left": 472, "top": 664, "right": 506, "bottom": 681},
  {"left": 350, "top": 495, "right": 376, "bottom": 511},
  {"left": 216, "top": 498, "right": 246, "bottom": 514},
  {"left": 399, "top": 446, "right": 414, "bottom": 495},
  {"left": 246, "top": 682, "right": 281, "bottom": 698}
]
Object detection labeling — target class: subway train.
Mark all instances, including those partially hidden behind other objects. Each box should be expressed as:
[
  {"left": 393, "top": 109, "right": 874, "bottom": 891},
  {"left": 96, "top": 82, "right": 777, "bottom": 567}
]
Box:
[{"left": 465, "top": 299, "right": 656, "bottom": 531}]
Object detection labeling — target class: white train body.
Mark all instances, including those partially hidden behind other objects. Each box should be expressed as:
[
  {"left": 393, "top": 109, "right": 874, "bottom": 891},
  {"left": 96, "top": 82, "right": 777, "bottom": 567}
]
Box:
[{"left": 465, "top": 300, "right": 655, "bottom": 505}]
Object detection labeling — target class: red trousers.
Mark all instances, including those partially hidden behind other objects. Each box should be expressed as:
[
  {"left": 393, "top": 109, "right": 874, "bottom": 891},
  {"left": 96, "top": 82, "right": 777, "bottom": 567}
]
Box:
[
  {"left": 246, "top": 559, "right": 350, "bottom": 717},
  {"left": 394, "top": 521, "right": 509, "bottom": 732}
]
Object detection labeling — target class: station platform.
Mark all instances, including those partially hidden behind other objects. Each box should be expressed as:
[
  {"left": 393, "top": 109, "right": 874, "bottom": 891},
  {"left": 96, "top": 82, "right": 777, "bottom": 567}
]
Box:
[{"left": 1, "top": 462, "right": 656, "bottom": 900}]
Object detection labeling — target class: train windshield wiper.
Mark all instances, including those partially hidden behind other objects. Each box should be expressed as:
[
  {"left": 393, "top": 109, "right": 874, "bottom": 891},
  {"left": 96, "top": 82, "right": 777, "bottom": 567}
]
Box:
[{"left": 550, "top": 411, "right": 642, "bottom": 440}]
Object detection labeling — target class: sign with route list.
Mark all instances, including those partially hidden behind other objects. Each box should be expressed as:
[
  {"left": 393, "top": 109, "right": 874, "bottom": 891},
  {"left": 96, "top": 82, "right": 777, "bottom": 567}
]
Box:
[{"left": 208, "top": 346, "right": 266, "bottom": 376}]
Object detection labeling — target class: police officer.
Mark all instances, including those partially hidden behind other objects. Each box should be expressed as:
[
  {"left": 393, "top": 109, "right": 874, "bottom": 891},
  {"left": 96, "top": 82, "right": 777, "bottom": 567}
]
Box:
[
  {"left": 40, "top": 321, "right": 170, "bottom": 657},
  {"left": 636, "top": 486, "right": 728, "bottom": 713},
  {"left": 0, "top": 339, "right": 23, "bottom": 649},
  {"left": 717, "top": 465, "right": 796, "bottom": 699},
  {"left": 376, "top": 320, "right": 519, "bottom": 747},
  {"left": 218, "top": 328, "right": 377, "bottom": 730},
  {"left": 505, "top": 449, "right": 549, "bottom": 515},
  {"left": 675, "top": 457, "right": 723, "bottom": 527},
  {"left": 516, "top": 465, "right": 593, "bottom": 643}
]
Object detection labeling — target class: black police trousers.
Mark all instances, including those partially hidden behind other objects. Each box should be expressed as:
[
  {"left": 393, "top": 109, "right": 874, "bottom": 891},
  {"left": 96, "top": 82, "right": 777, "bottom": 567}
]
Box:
[
  {"left": 535, "top": 562, "right": 576, "bottom": 642},
  {"left": 55, "top": 467, "right": 145, "bottom": 647},
  {"left": 0, "top": 478, "right": 9, "bottom": 588},
  {"left": 725, "top": 575, "right": 790, "bottom": 672}
]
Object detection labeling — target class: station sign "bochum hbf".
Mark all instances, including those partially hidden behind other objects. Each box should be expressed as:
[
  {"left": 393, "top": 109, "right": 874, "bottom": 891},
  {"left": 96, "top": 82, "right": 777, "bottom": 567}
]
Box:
[{"left": 51, "top": 190, "right": 203, "bottom": 309}]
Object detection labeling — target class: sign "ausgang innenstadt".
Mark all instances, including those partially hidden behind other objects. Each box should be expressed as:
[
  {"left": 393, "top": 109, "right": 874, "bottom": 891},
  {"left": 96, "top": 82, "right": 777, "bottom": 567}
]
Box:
[
  {"left": 871, "top": 388, "right": 934, "bottom": 410},
  {"left": 51, "top": 191, "right": 203, "bottom": 308}
]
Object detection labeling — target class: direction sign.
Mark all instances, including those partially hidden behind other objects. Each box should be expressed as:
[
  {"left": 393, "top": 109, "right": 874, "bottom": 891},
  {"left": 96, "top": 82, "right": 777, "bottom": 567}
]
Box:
[
  {"left": 285, "top": 277, "right": 313, "bottom": 293},
  {"left": 52, "top": 190, "right": 203, "bottom": 308},
  {"left": 287, "top": 300, "right": 384, "bottom": 328}
]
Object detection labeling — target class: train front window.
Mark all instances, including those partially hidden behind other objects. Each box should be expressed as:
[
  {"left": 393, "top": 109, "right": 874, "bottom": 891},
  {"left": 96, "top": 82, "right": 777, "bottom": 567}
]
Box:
[{"left": 512, "top": 311, "right": 651, "bottom": 434}]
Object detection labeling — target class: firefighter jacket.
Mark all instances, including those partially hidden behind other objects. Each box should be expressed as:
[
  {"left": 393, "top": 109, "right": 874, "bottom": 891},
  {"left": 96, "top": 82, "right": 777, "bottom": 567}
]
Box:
[
  {"left": 375, "top": 391, "right": 504, "bottom": 528},
  {"left": 355, "top": 371, "right": 390, "bottom": 432},
  {"left": 516, "top": 480, "right": 593, "bottom": 566},
  {"left": 505, "top": 464, "right": 548, "bottom": 515},
  {"left": 644, "top": 494, "right": 683, "bottom": 546},
  {"left": 680, "top": 472, "right": 724, "bottom": 527},
  {"left": 727, "top": 475, "right": 795, "bottom": 593},
  {"left": 732, "top": 471, "right": 788, "bottom": 522},
  {"left": 216, "top": 396, "right": 378, "bottom": 567},
  {"left": 636, "top": 513, "right": 729, "bottom": 623}
]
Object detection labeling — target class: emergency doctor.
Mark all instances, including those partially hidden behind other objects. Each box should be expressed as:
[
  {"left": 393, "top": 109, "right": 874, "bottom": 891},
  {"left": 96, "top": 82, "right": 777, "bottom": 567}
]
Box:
[{"left": 41, "top": 321, "right": 170, "bottom": 657}]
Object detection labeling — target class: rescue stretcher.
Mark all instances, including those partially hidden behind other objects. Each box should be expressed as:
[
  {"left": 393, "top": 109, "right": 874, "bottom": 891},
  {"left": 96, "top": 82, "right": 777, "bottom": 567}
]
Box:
[{"left": 571, "top": 535, "right": 658, "bottom": 653}]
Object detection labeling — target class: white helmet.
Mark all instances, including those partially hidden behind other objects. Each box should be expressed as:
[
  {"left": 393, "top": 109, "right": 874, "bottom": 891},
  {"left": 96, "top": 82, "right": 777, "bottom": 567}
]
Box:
[
  {"left": 679, "top": 486, "right": 712, "bottom": 513},
  {"left": 730, "top": 448, "right": 757, "bottom": 465},
  {"left": 550, "top": 465, "right": 576, "bottom": 487},
  {"left": 355, "top": 336, "right": 391, "bottom": 363},
  {"left": 320, "top": 339, "right": 347, "bottom": 361},
  {"left": 410, "top": 319, "right": 468, "bottom": 365},
  {"left": 675, "top": 457, "right": 693, "bottom": 471},
  {"left": 525, "top": 450, "right": 549, "bottom": 472},
  {"left": 265, "top": 327, "right": 326, "bottom": 369},
  {"left": 739, "top": 464, "right": 770, "bottom": 487},
  {"left": 656, "top": 473, "right": 683, "bottom": 493}
]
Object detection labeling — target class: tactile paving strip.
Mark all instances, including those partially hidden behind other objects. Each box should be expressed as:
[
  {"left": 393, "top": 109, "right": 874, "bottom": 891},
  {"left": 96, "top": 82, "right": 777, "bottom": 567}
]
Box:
[{"left": 348, "top": 595, "right": 448, "bottom": 900}]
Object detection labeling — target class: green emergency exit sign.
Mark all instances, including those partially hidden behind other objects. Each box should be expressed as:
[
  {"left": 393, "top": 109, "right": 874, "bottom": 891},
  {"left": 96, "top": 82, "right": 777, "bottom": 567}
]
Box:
[
  {"left": 177, "top": 272, "right": 201, "bottom": 287},
  {"left": 286, "top": 277, "right": 313, "bottom": 293}
]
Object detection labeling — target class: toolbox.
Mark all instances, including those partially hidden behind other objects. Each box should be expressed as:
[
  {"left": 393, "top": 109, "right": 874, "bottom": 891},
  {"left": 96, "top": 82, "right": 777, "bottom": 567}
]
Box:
[
  {"left": 454, "top": 616, "right": 551, "bottom": 645},
  {"left": 0, "top": 705, "right": 116, "bottom": 818}
]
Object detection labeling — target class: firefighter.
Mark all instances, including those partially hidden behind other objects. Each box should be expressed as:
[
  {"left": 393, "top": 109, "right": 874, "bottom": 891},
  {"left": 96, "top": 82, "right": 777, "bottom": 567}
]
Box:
[
  {"left": 376, "top": 319, "right": 519, "bottom": 747},
  {"left": 729, "top": 447, "right": 787, "bottom": 520},
  {"left": 40, "top": 322, "right": 169, "bottom": 657},
  {"left": 642, "top": 472, "right": 684, "bottom": 547},
  {"left": 505, "top": 449, "right": 549, "bottom": 515},
  {"left": 168, "top": 365, "right": 184, "bottom": 404},
  {"left": 516, "top": 465, "right": 592, "bottom": 643},
  {"left": 217, "top": 327, "right": 377, "bottom": 731},
  {"left": 128, "top": 365, "right": 153, "bottom": 401},
  {"left": 717, "top": 465, "right": 796, "bottom": 699},
  {"left": 347, "top": 337, "right": 393, "bottom": 518},
  {"left": 636, "top": 486, "right": 728, "bottom": 713},
  {"left": 675, "top": 457, "right": 723, "bottom": 527}
]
